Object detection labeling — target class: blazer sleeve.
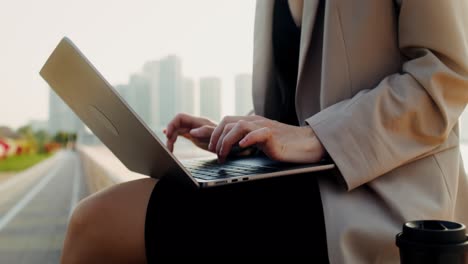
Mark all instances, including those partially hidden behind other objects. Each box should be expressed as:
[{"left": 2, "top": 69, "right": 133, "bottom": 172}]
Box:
[{"left": 305, "top": 0, "right": 468, "bottom": 191}]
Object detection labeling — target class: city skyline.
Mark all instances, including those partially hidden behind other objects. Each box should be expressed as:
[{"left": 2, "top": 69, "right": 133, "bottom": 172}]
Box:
[
  {"left": 20, "top": 51, "right": 255, "bottom": 139},
  {"left": 16, "top": 52, "right": 254, "bottom": 138},
  {"left": 3, "top": 0, "right": 468, "bottom": 142},
  {"left": 113, "top": 54, "right": 253, "bottom": 131},
  {"left": 13, "top": 49, "right": 468, "bottom": 144},
  {"left": 0, "top": 0, "right": 256, "bottom": 129},
  {"left": 21, "top": 50, "right": 468, "bottom": 144}
]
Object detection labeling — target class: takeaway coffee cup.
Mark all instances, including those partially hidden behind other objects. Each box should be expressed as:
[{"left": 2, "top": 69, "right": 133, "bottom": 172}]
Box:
[{"left": 396, "top": 220, "right": 468, "bottom": 264}]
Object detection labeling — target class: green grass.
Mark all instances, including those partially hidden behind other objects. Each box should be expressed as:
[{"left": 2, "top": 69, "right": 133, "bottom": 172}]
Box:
[{"left": 0, "top": 153, "right": 52, "bottom": 172}]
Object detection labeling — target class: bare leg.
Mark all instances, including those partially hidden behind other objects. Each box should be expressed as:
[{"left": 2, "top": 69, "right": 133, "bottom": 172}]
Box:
[{"left": 61, "top": 178, "right": 157, "bottom": 264}]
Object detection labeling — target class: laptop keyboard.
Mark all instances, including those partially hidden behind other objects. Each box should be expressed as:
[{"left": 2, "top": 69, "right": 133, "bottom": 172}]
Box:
[{"left": 183, "top": 159, "right": 279, "bottom": 181}]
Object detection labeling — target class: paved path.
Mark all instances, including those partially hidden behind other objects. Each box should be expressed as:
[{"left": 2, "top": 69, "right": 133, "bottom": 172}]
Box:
[{"left": 0, "top": 150, "right": 87, "bottom": 264}]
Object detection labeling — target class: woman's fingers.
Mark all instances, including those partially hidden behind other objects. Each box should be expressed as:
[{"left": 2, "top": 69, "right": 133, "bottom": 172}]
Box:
[
  {"left": 218, "top": 121, "right": 259, "bottom": 163},
  {"left": 215, "top": 123, "right": 236, "bottom": 155},
  {"left": 189, "top": 125, "right": 215, "bottom": 139},
  {"left": 239, "top": 127, "right": 272, "bottom": 148},
  {"left": 166, "top": 113, "right": 215, "bottom": 139},
  {"left": 167, "top": 128, "right": 190, "bottom": 152},
  {"left": 209, "top": 115, "right": 264, "bottom": 152},
  {"left": 165, "top": 113, "right": 196, "bottom": 140},
  {"left": 165, "top": 113, "right": 216, "bottom": 152},
  {"left": 209, "top": 116, "right": 236, "bottom": 152}
]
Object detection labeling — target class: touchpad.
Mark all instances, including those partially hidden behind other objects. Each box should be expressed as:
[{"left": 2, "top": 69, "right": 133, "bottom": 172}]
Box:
[{"left": 88, "top": 105, "right": 119, "bottom": 136}]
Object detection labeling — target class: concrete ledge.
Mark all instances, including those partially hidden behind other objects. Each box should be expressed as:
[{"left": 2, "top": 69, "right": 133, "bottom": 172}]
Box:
[
  {"left": 77, "top": 142, "right": 215, "bottom": 194},
  {"left": 77, "top": 146, "right": 147, "bottom": 194}
]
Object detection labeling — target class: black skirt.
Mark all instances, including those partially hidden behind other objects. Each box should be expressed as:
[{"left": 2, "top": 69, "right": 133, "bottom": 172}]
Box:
[{"left": 144, "top": 171, "right": 329, "bottom": 262}]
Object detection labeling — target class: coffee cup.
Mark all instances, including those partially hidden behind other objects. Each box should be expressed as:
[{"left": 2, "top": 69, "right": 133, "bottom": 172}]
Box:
[{"left": 396, "top": 220, "right": 468, "bottom": 264}]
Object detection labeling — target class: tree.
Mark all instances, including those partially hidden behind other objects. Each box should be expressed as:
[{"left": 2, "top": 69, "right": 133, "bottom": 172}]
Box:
[
  {"left": 17, "top": 125, "right": 38, "bottom": 154},
  {"left": 34, "top": 130, "right": 51, "bottom": 153},
  {"left": 53, "top": 131, "right": 68, "bottom": 146}
]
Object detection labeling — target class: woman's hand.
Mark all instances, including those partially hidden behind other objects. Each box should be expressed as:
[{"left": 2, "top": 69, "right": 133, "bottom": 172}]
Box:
[
  {"left": 210, "top": 116, "right": 326, "bottom": 163},
  {"left": 164, "top": 113, "right": 217, "bottom": 152},
  {"left": 164, "top": 114, "right": 263, "bottom": 153}
]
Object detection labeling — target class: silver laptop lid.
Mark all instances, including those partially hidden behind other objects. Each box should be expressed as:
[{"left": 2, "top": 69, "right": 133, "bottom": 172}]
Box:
[{"left": 40, "top": 37, "right": 198, "bottom": 187}]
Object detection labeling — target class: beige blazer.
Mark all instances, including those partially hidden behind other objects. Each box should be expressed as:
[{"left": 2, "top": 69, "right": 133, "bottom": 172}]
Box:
[{"left": 252, "top": 0, "right": 468, "bottom": 263}]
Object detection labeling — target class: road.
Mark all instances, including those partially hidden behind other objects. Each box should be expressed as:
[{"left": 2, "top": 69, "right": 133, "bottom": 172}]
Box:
[{"left": 0, "top": 150, "right": 88, "bottom": 264}]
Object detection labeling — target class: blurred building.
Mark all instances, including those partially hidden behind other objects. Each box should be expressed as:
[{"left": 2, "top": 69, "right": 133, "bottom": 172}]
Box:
[
  {"left": 200, "top": 77, "right": 222, "bottom": 122},
  {"left": 142, "top": 60, "right": 161, "bottom": 128},
  {"left": 181, "top": 78, "right": 196, "bottom": 115},
  {"left": 234, "top": 73, "right": 253, "bottom": 116},
  {"left": 158, "top": 55, "right": 183, "bottom": 127},
  {"left": 116, "top": 76, "right": 151, "bottom": 126},
  {"left": 130, "top": 74, "right": 152, "bottom": 124},
  {"left": 114, "top": 56, "right": 184, "bottom": 131},
  {"left": 48, "top": 90, "right": 84, "bottom": 134},
  {"left": 115, "top": 84, "right": 136, "bottom": 108}
]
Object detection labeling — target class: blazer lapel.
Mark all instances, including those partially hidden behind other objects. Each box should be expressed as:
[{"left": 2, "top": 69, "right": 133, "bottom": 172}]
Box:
[
  {"left": 295, "top": 0, "right": 352, "bottom": 122},
  {"left": 253, "top": 0, "right": 322, "bottom": 121},
  {"left": 252, "top": 1, "right": 276, "bottom": 117},
  {"left": 297, "top": 0, "right": 320, "bottom": 88},
  {"left": 295, "top": 0, "right": 321, "bottom": 122}
]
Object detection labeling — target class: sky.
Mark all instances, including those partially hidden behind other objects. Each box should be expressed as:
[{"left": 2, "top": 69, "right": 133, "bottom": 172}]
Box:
[{"left": 0, "top": 0, "right": 256, "bottom": 129}]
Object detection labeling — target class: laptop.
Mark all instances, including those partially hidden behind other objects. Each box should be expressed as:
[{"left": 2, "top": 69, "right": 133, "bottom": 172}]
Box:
[{"left": 40, "top": 37, "right": 335, "bottom": 188}]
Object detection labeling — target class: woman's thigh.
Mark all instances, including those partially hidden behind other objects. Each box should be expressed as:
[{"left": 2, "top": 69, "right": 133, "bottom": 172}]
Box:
[
  {"left": 62, "top": 178, "right": 157, "bottom": 264},
  {"left": 64, "top": 173, "right": 329, "bottom": 263}
]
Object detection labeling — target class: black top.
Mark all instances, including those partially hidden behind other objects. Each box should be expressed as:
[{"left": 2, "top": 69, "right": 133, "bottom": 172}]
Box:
[{"left": 273, "top": 0, "right": 301, "bottom": 126}]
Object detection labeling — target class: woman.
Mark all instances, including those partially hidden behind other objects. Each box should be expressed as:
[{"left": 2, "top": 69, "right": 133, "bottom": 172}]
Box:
[{"left": 61, "top": 0, "right": 468, "bottom": 263}]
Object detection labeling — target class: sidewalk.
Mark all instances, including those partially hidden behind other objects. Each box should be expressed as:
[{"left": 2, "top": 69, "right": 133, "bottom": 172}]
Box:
[{"left": 0, "top": 172, "right": 15, "bottom": 185}]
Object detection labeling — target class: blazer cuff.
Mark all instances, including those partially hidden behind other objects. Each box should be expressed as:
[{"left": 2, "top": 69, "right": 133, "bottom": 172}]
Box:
[{"left": 305, "top": 106, "right": 374, "bottom": 191}]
